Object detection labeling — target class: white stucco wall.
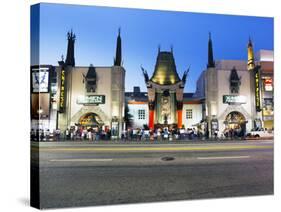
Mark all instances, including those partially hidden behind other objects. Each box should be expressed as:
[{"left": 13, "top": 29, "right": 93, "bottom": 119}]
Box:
[
  {"left": 128, "top": 103, "right": 149, "bottom": 129},
  {"left": 182, "top": 104, "right": 202, "bottom": 129}
]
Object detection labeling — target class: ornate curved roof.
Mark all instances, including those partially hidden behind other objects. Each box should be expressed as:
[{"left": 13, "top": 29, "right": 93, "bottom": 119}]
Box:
[{"left": 150, "top": 51, "right": 181, "bottom": 85}]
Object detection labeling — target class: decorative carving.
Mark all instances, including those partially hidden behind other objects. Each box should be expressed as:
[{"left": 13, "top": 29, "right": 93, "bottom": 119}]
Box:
[
  {"left": 141, "top": 65, "right": 149, "bottom": 84},
  {"left": 78, "top": 113, "right": 103, "bottom": 126},
  {"left": 163, "top": 89, "right": 170, "bottom": 97},
  {"left": 181, "top": 66, "right": 189, "bottom": 86},
  {"left": 225, "top": 111, "right": 245, "bottom": 123},
  {"left": 176, "top": 88, "right": 184, "bottom": 102},
  {"left": 160, "top": 94, "right": 171, "bottom": 121},
  {"left": 147, "top": 88, "right": 156, "bottom": 102},
  {"left": 83, "top": 65, "right": 97, "bottom": 93},
  {"left": 176, "top": 101, "right": 183, "bottom": 110},
  {"left": 229, "top": 67, "right": 241, "bottom": 93},
  {"left": 218, "top": 105, "right": 251, "bottom": 120},
  {"left": 148, "top": 101, "right": 155, "bottom": 110},
  {"left": 71, "top": 106, "right": 109, "bottom": 125}
]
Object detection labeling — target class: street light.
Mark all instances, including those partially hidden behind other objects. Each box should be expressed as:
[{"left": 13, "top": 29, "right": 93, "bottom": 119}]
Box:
[{"left": 37, "top": 107, "right": 43, "bottom": 115}]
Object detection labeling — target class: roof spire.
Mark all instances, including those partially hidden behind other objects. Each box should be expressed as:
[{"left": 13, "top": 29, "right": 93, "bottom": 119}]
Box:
[
  {"left": 248, "top": 36, "right": 253, "bottom": 47},
  {"left": 114, "top": 27, "right": 122, "bottom": 66},
  {"left": 65, "top": 29, "right": 76, "bottom": 67},
  {"left": 207, "top": 32, "right": 215, "bottom": 68},
  {"left": 247, "top": 36, "right": 255, "bottom": 71}
]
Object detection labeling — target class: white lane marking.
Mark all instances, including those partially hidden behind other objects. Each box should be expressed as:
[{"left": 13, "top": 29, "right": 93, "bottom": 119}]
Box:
[
  {"left": 259, "top": 141, "right": 274, "bottom": 144},
  {"left": 49, "top": 158, "right": 113, "bottom": 162},
  {"left": 197, "top": 156, "right": 250, "bottom": 160}
]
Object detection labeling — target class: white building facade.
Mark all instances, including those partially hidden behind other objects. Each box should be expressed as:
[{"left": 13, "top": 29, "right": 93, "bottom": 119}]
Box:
[
  {"left": 198, "top": 60, "right": 255, "bottom": 136},
  {"left": 57, "top": 65, "right": 125, "bottom": 137},
  {"left": 195, "top": 37, "right": 274, "bottom": 137}
]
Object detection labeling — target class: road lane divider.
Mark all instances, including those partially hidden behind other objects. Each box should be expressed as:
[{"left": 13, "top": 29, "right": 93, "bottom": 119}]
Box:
[
  {"left": 37, "top": 145, "right": 273, "bottom": 152},
  {"left": 197, "top": 156, "right": 250, "bottom": 160},
  {"left": 49, "top": 158, "right": 113, "bottom": 162}
]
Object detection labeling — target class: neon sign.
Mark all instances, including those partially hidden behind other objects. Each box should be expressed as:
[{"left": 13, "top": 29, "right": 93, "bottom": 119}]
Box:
[
  {"left": 59, "top": 68, "right": 66, "bottom": 113},
  {"left": 223, "top": 95, "right": 246, "bottom": 104},
  {"left": 77, "top": 95, "right": 105, "bottom": 105},
  {"left": 254, "top": 67, "right": 261, "bottom": 112}
]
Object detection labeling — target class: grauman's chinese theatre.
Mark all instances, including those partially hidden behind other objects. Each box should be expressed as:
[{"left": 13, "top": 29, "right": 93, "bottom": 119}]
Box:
[{"left": 142, "top": 48, "right": 189, "bottom": 130}]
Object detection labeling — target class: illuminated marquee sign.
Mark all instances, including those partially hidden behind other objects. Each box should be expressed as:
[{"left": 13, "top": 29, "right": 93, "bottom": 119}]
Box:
[
  {"left": 77, "top": 95, "right": 105, "bottom": 105},
  {"left": 264, "top": 78, "right": 273, "bottom": 91},
  {"left": 223, "top": 95, "right": 246, "bottom": 104},
  {"left": 58, "top": 68, "right": 66, "bottom": 113},
  {"left": 254, "top": 67, "right": 261, "bottom": 112}
]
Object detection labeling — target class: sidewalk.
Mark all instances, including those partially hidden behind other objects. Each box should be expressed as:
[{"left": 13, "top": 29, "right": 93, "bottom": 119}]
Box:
[{"left": 33, "top": 137, "right": 273, "bottom": 145}]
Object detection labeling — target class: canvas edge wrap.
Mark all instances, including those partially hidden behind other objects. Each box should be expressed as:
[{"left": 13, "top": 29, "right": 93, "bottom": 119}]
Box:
[{"left": 30, "top": 4, "right": 40, "bottom": 209}]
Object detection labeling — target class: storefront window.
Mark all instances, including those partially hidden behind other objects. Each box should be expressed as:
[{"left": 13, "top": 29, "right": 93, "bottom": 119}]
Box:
[
  {"left": 186, "top": 109, "right": 192, "bottom": 119},
  {"left": 138, "top": 109, "right": 145, "bottom": 120}
]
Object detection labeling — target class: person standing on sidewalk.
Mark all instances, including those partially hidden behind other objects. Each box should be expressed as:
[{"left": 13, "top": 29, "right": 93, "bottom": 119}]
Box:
[
  {"left": 70, "top": 128, "right": 74, "bottom": 140},
  {"left": 88, "top": 130, "right": 92, "bottom": 141},
  {"left": 31, "top": 129, "right": 35, "bottom": 141},
  {"left": 56, "top": 128, "right": 61, "bottom": 141},
  {"left": 45, "top": 129, "right": 50, "bottom": 141},
  {"left": 81, "top": 128, "right": 84, "bottom": 140},
  {"left": 65, "top": 128, "right": 70, "bottom": 140},
  {"left": 214, "top": 129, "right": 218, "bottom": 140},
  {"left": 40, "top": 129, "right": 44, "bottom": 141}
]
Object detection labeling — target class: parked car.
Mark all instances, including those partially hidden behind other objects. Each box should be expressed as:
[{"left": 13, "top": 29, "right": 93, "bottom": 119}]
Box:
[{"left": 247, "top": 128, "right": 274, "bottom": 138}]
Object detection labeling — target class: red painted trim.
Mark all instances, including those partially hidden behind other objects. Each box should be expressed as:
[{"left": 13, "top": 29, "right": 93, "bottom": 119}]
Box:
[
  {"left": 183, "top": 101, "right": 202, "bottom": 104},
  {"left": 128, "top": 101, "right": 148, "bottom": 104},
  {"left": 177, "top": 110, "right": 183, "bottom": 128},
  {"left": 149, "top": 110, "right": 154, "bottom": 130}
]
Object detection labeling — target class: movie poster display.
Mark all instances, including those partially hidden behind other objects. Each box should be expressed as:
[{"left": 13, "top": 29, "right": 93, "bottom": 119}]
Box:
[{"left": 31, "top": 66, "right": 50, "bottom": 93}]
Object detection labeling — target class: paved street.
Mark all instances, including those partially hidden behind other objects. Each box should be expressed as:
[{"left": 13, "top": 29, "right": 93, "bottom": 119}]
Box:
[{"left": 31, "top": 139, "right": 273, "bottom": 209}]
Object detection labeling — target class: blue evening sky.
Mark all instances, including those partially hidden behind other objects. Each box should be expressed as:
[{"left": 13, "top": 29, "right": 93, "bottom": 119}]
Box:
[{"left": 31, "top": 3, "right": 273, "bottom": 92}]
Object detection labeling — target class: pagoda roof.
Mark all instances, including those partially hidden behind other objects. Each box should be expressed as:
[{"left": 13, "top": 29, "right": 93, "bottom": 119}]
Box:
[{"left": 150, "top": 51, "right": 181, "bottom": 85}]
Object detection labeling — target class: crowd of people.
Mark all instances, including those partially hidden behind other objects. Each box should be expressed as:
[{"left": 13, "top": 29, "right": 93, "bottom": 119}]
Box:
[
  {"left": 121, "top": 127, "right": 200, "bottom": 141},
  {"left": 30, "top": 126, "right": 112, "bottom": 141},
  {"left": 222, "top": 126, "right": 245, "bottom": 139},
  {"left": 30, "top": 126, "right": 214, "bottom": 142},
  {"left": 30, "top": 126, "right": 248, "bottom": 142}
]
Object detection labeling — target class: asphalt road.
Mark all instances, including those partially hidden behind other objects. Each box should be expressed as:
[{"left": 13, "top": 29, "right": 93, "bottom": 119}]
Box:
[{"left": 31, "top": 140, "right": 273, "bottom": 209}]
